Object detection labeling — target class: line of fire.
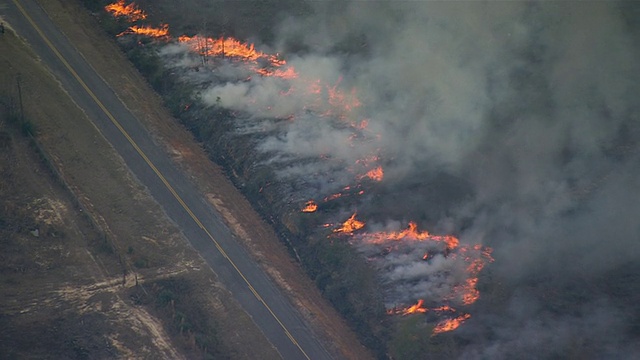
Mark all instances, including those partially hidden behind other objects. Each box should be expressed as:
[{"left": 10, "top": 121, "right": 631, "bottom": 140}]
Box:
[{"left": 106, "top": 0, "right": 494, "bottom": 337}]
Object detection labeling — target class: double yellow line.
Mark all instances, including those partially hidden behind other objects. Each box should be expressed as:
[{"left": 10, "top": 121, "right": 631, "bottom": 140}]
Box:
[{"left": 12, "top": 0, "right": 310, "bottom": 358}]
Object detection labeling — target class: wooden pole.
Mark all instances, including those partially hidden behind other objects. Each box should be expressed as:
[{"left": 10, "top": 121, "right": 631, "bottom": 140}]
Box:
[{"left": 16, "top": 73, "right": 24, "bottom": 124}]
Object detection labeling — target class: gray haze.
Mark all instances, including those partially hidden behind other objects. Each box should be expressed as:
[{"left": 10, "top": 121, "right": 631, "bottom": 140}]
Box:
[{"left": 157, "top": 1, "right": 640, "bottom": 358}]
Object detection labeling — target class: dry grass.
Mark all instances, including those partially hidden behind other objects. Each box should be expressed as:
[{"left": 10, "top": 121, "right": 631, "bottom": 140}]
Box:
[
  {"left": 0, "top": 23, "right": 278, "bottom": 360},
  {"left": 32, "top": 0, "right": 374, "bottom": 358}
]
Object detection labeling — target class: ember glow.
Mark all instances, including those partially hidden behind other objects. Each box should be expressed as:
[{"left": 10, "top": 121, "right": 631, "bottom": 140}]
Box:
[
  {"left": 358, "top": 166, "right": 384, "bottom": 182},
  {"left": 301, "top": 200, "right": 318, "bottom": 213},
  {"left": 105, "top": 0, "right": 147, "bottom": 22},
  {"left": 323, "top": 193, "right": 343, "bottom": 202}
]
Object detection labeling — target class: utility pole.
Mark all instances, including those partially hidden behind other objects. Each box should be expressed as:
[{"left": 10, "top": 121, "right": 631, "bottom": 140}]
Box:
[
  {"left": 201, "top": 19, "right": 208, "bottom": 65},
  {"left": 16, "top": 73, "right": 24, "bottom": 125},
  {"left": 221, "top": 0, "right": 225, "bottom": 59}
]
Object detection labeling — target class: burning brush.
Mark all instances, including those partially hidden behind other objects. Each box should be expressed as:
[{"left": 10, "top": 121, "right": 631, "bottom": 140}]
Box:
[
  {"left": 105, "top": 0, "right": 494, "bottom": 337},
  {"left": 342, "top": 219, "right": 493, "bottom": 335}
]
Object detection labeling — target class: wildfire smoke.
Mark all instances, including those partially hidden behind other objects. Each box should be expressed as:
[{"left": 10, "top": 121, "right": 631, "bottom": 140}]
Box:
[{"left": 103, "top": 1, "right": 640, "bottom": 355}]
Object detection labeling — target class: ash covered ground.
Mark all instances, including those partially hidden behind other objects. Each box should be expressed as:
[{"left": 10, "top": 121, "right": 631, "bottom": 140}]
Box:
[{"left": 114, "top": 1, "right": 640, "bottom": 358}]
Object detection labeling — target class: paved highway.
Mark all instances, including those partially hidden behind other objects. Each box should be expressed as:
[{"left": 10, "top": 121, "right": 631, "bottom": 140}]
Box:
[{"left": 2, "top": 0, "right": 333, "bottom": 358}]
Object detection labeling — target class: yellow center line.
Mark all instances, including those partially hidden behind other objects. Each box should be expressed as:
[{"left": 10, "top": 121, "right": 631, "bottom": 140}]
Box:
[{"left": 12, "top": 0, "right": 310, "bottom": 358}]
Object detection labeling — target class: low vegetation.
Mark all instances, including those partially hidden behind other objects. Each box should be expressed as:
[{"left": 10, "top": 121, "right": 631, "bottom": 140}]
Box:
[
  {"left": 73, "top": 2, "right": 392, "bottom": 356},
  {"left": 0, "top": 24, "right": 278, "bottom": 359}
]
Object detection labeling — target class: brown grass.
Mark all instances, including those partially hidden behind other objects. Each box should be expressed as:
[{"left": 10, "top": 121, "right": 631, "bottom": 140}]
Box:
[
  {"left": 34, "top": 0, "right": 375, "bottom": 358},
  {"left": 0, "top": 23, "right": 278, "bottom": 360}
]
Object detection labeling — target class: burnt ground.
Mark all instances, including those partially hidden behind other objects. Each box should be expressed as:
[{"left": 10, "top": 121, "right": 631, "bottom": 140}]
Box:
[
  {"left": 18, "top": 0, "right": 372, "bottom": 359},
  {"left": 0, "top": 21, "right": 279, "bottom": 360}
]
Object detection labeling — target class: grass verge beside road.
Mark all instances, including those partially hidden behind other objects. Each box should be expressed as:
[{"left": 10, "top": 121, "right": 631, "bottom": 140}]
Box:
[
  {"left": 35, "top": 0, "right": 375, "bottom": 358},
  {"left": 0, "top": 24, "right": 279, "bottom": 360}
]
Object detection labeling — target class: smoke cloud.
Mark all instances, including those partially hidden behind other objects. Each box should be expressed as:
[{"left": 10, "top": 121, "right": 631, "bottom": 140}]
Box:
[{"left": 157, "top": 1, "right": 640, "bottom": 357}]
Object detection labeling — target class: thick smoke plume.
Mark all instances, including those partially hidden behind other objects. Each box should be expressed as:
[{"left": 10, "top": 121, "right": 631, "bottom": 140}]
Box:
[{"left": 156, "top": 1, "right": 640, "bottom": 357}]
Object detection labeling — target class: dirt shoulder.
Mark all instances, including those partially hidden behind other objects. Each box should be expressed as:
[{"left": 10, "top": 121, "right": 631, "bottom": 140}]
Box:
[
  {"left": 34, "top": 0, "right": 374, "bottom": 358},
  {"left": 0, "top": 24, "right": 279, "bottom": 359}
]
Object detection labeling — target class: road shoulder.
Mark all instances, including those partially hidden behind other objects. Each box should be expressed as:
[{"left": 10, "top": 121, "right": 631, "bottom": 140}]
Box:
[{"left": 35, "top": 0, "right": 373, "bottom": 358}]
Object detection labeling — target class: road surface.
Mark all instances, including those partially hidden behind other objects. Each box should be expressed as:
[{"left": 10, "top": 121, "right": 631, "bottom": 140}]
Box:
[{"left": 1, "top": 0, "right": 333, "bottom": 359}]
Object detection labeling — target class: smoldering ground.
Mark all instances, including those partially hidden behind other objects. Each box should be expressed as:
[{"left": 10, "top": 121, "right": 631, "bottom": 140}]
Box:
[{"left": 156, "top": 1, "right": 640, "bottom": 357}]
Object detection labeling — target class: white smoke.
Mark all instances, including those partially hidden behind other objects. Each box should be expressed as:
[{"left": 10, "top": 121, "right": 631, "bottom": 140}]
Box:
[{"left": 156, "top": 0, "right": 640, "bottom": 356}]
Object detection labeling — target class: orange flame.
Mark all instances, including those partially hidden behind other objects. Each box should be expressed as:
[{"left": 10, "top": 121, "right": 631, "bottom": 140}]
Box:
[
  {"left": 177, "top": 35, "right": 291, "bottom": 74},
  {"left": 460, "top": 278, "right": 480, "bottom": 305},
  {"left": 256, "top": 66, "right": 299, "bottom": 79},
  {"left": 447, "top": 276, "right": 481, "bottom": 306},
  {"left": 445, "top": 248, "right": 493, "bottom": 306},
  {"left": 301, "top": 200, "right": 318, "bottom": 213},
  {"left": 323, "top": 192, "right": 343, "bottom": 202},
  {"left": 299, "top": 78, "right": 363, "bottom": 120},
  {"left": 386, "top": 299, "right": 427, "bottom": 315},
  {"left": 352, "top": 119, "right": 369, "bottom": 130},
  {"left": 432, "top": 305, "right": 456, "bottom": 313},
  {"left": 432, "top": 314, "right": 471, "bottom": 335},
  {"left": 364, "top": 221, "right": 459, "bottom": 250},
  {"left": 105, "top": 0, "right": 147, "bottom": 22},
  {"left": 104, "top": 0, "right": 487, "bottom": 336},
  {"left": 118, "top": 24, "right": 169, "bottom": 38},
  {"left": 358, "top": 166, "right": 384, "bottom": 182},
  {"left": 355, "top": 154, "right": 379, "bottom": 166},
  {"left": 401, "top": 299, "right": 428, "bottom": 315},
  {"left": 327, "top": 81, "right": 361, "bottom": 113},
  {"left": 333, "top": 212, "right": 365, "bottom": 235},
  {"left": 371, "top": 221, "right": 491, "bottom": 334},
  {"left": 387, "top": 301, "right": 458, "bottom": 316}
]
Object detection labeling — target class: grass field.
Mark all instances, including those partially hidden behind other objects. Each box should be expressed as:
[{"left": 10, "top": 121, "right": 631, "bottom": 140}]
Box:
[
  {"left": 34, "top": 0, "right": 374, "bottom": 358},
  {"left": 0, "top": 21, "right": 280, "bottom": 360}
]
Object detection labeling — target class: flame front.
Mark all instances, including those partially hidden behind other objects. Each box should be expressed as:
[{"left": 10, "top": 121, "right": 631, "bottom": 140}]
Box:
[
  {"left": 387, "top": 300, "right": 460, "bottom": 316},
  {"left": 302, "top": 200, "right": 318, "bottom": 213},
  {"left": 354, "top": 221, "right": 492, "bottom": 335},
  {"left": 118, "top": 24, "right": 169, "bottom": 38},
  {"left": 104, "top": 1, "right": 493, "bottom": 339},
  {"left": 359, "top": 166, "right": 384, "bottom": 182},
  {"left": 105, "top": 0, "right": 147, "bottom": 22},
  {"left": 400, "top": 299, "right": 428, "bottom": 315},
  {"left": 105, "top": 2, "right": 295, "bottom": 79},
  {"left": 178, "top": 35, "right": 264, "bottom": 61},
  {"left": 333, "top": 213, "right": 365, "bottom": 235},
  {"left": 176, "top": 35, "right": 293, "bottom": 77},
  {"left": 432, "top": 314, "right": 471, "bottom": 335},
  {"left": 363, "top": 221, "right": 459, "bottom": 251}
]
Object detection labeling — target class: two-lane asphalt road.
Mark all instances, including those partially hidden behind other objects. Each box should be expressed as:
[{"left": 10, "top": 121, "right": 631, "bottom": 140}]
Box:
[{"left": 2, "top": 0, "right": 333, "bottom": 358}]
